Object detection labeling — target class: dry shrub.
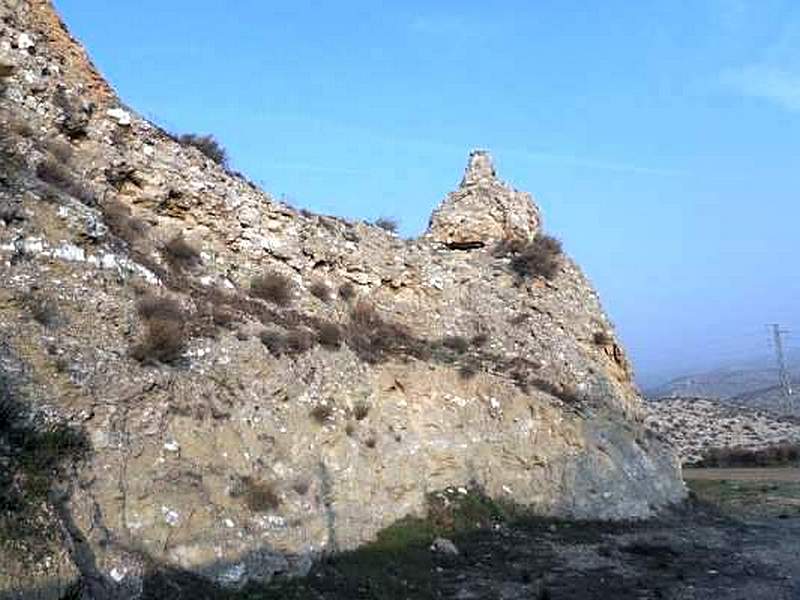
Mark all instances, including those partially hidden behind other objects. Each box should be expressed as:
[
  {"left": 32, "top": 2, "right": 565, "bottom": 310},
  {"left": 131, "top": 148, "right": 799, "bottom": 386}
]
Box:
[
  {"left": 162, "top": 234, "right": 201, "bottom": 271},
  {"left": 364, "top": 435, "right": 377, "bottom": 449},
  {"left": 131, "top": 318, "right": 186, "bottom": 364},
  {"left": 310, "top": 403, "right": 335, "bottom": 424},
  {"left": 442, "top": 335, "right": 469, "bottom": 354},
  {"left": 695, "top": 443, "right": 800, "bottom": 468},
  {"left": 352, "top": 401, "right": 370, "bottom": 421},
  {"left": 309, "top": 280, "right": 332, "bottom": 302},
  {"left": 212, "top": 305, "right": 236, "bottom": 328},
  {"left": 285, "top": 329, "right": 313, "bottom": 355},
  {"left": 136, "top": 294, "right": 184, "bottom": 322},
  {"left": 345, "top": 422, "right": 356, "bottom": 437},
  {"left": 35, "top": 159, "right": 96, "bottom": 205},
  {"left": 44, "top": 137, "right": 73, "bottom": 163},
  {"left": 510, "top": 235, "right": 563, "bottom": 280},
  {"left": 241, "top": 478, "right": 280, "bottom": 512},
  {"left": 531, "top": 378, "right": 582, "bottom": 403},
  {"left": 459, "top": 362, "right": 479, "bottom": 380},
  {"left": 471, "top": 332, "right": 489, "bottom": 348},
  {"left": 177, "top": 133, "right": 228, "bottom": 167},
  {"left": 374, "top": 217, "right": 399, "bottom": 233},
  {"left": 346, "top": 301, "right": 412, "bottom": 364},
  {"left": 24, "top": 292, "right": 59, "bottom": 327},
  {"left": 0, "top": 200, "right": 23, "bottom": 225},
  {"left": 132, "top": 294, "right": 187, "bottom": 364},
  {"left": 102, "top": 199, "right": 148, "bottom": 243},
  {"left": 317, "top": 322, "right": 342, "bottom": 349},
  {"left": 292, "top": 479, "right": 310, "bottom": 496},
  {"left": 260, "top": 330, "right": 286, "bottom": 356},
  {"left": 593, "top": 331, "right": 612, "bottom": 345},
  {"left": 251, "top": 272, "right": 293, "bottom": 306},
  {"left": 338, "top": 282, "right": 356, "bottom": 301}
]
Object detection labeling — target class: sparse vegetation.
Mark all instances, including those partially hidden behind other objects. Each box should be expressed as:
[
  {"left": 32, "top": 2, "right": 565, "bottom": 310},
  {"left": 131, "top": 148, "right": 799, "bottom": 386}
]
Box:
[
  {"left": 374, "top": 217, "right": 399, "bottom": 233},
  {"left": 364, "top": 435, "right": 377, "bottom": 449},
  {"left": 0, "top": 200, "right": 23, "bottom": 225},
  {"left": 23, "top": 292, "right": 59, "bottom": 327},
  {"left": 260, "top": 330, "right": 287, "bottom": 356},
  {"left": 285, "top": 329, "right": 314, "bottom": 355},
  {"left": 530, "top": 378, "right": 582, "bottom": 403},
  {"left": 593, "top": 331, "right": 612, "bottom": 345},
  {"left": 251, "top": 272, "right": 294, "bottom": 306},
  {"left": 177, "top": 133, "right": 228, "bottom": 167},
  {"left": 102, "top": 199, "right": 148, "bottom": 244},
  {"left": 509, "top": 235, "right": 563, "bottom": 280},
  {"left": 338, "top": 282, "right": 356, "bottom": 301},
  {"left": 352, "top": 401, "right": 370, "bottom": 421},
  {"left": 310, "top": 280, "right": 332, "bottom": 302},
  {"left": 161, "top": 234, "right": 201, "bottom": 271},
  {"left": 694, "top": 443, "right": 800, "bottom": 468},
  {"left": 35, "top": 159, "right": 96, "bottom": 205},
  {"left": 131, "top": 293, "right": 187, "bottom": 364},
  {"left": 292, "top": 479, "right": 310, "bottom": 496},
  {"left": 311, "top": 403, "right": 335, "bottom": 424},
  {"left": 241, "top": 478, "right": 281, "bottom": 512},
  {"left": 130, "top": 318, "right": 187, "bottom": 364},
  {"left": 471, "top": 332, "right": 489, "bottom": 348},
  {"left": 136, "top": 294, "right": 184, "bottom": 322},
  {"left": 318, "top": 322, "right": 343, "bottom": 348},
  {"left": 442, "top": 335, "right": 469, "bottom": 354},
  {"left": 1, "top": 370, "right": 91, "bottom": 558}
]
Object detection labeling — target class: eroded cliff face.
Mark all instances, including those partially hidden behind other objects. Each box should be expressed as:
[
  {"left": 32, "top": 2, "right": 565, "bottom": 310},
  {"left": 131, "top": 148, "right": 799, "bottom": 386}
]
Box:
[{"left": 0, "top": 1, "right": 685, "bottom": 597}]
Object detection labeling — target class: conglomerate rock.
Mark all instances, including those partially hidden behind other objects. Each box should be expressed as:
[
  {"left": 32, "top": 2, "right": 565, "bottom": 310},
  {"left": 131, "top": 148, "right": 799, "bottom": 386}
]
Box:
[{"left": 0, "top": 2, "right": 685, "bottom": 597}]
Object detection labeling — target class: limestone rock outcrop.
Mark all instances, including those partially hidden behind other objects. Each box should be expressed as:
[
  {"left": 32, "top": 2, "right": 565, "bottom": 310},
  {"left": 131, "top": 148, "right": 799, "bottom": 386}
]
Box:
[
  {"left": 0, "top": 2, "right": 685, "bottom": 597},
  {"left": 426, "top": 150, "right": 541, "bottom": 248}
]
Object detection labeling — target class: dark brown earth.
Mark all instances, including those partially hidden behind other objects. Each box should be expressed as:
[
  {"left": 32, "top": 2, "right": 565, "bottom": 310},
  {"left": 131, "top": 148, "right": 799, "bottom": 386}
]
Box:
[{"left": 131, "top": 478, "right": 800, "bottom": 600}]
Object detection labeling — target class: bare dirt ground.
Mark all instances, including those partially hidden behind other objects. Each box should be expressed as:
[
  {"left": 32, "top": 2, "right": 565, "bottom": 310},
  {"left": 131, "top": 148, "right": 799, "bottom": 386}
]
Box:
[
  {"left": 227, "top": 477, "right": 800, "bottom": 600},
  {"left": 684, "top": 467, "right": 800, "bottom": 482}
]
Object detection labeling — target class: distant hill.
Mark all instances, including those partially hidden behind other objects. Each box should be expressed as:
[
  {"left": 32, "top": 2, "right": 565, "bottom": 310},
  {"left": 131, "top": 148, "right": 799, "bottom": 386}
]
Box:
[{"left": 645, "top": 351, "right": 800, "bottom": 415}]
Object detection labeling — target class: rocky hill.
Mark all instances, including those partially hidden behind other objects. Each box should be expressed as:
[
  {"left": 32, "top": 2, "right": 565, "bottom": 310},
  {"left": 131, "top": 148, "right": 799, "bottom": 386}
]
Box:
[
  {"left": 0, "top": 1, "right": 684, "bottom": 597},
  {"left": 644, "top": 397, "right": 800, "bottom": 465}
]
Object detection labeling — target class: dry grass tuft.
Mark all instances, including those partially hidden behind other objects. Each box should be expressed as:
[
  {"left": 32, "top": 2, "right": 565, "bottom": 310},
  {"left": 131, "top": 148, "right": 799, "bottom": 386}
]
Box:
[{"left": 251, "top": 272, "right": 293, "bottom": 306}]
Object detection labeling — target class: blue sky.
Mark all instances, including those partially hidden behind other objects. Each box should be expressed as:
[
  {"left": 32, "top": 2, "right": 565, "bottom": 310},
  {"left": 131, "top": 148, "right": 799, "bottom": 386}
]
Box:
[{"left": 54, "top": 0, "right": 799, "bottom": 385}]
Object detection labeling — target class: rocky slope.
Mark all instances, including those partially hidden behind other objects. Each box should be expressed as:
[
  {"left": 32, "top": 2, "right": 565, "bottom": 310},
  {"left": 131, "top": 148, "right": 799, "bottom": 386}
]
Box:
[
  {"left": 0, "top": 1, "right": 684, "bottom": 597},
  {"left": 645, "top": 397, "right": 800, "bottom": 465}
]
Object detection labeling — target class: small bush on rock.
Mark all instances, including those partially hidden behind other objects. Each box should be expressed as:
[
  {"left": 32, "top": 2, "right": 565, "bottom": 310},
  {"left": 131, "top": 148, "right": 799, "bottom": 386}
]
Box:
[
  {"left": 36, "top": 159, "right": 96, "bottom": 205},
  {"left": 311, "top": 403, "right": 335, "bottom": 424},
  {"left": 338, "top": 282, "right": 356, "bottom": 301},
  {"left": 251, "top": 272, "right": 293, "bottom": 306},
  {"left": 103, "top": 199, "right": 148, "bottom": 244},
  {"left": 162, "top": 234, "right": 201, "bottom": 271},
  {"left": 510, "top": 235, "right": 563, "bottom": 280},
  {"left": 593, "top": 331, "right": 612, "bottom": 345},
  {"left": 241, "top": 478, "right": 280, "bottom": 512},
  {"left": 318, "top": 322, "right": 343, "bottom": 348},
  {"left": 374, "top": 217, "right": 399, "bottom": 233},
  {"left": 177, "top": 133, "right": 228, "bottom": 167},
  {"left": 131, "top": 318, "right": 187, "bottom": 364},
  {"left": 310, "top": 280, "right": 332, "bottom": 302},
  {"left": 136, "top": 294, "right": 184, "bottom": 323},
  {"left": 442, "top": 335, "right": 469, "bottom": 354}
]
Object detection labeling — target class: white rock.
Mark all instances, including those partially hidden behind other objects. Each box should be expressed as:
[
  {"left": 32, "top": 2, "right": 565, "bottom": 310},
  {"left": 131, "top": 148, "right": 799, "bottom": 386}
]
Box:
[
  {"left": 109, "top": 567, "right": 127, "bottom": 583},
  {"left": 430, "top": 537, "right": 459, "bottom": 555},
  {"left": 163, "top": 440, "right": 180, "bottom": 452},
  {"left": 106, "top": 107, "right": 132, "bottom": 126},
  {"left": 17, "top": 33, "right": 34, "bottom": 51}
]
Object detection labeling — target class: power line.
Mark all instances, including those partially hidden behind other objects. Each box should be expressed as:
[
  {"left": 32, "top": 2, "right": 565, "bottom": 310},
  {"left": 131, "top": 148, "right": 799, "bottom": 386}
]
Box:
[{"left": 768, "top": 324, "right": 793, "bottom": 411}]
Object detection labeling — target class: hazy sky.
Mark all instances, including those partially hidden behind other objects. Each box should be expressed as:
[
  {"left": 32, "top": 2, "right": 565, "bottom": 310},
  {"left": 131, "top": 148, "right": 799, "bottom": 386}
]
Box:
[{"left": 54, "top": 0, "right": 799, "bottom": 385}]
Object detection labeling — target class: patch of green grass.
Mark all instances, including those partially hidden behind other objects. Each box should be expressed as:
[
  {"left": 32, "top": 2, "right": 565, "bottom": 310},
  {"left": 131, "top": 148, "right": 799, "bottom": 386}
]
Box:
[{"left": 687, "top": 478, "right": 800, "bottom": 517}]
